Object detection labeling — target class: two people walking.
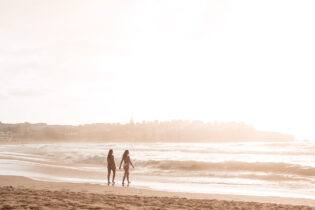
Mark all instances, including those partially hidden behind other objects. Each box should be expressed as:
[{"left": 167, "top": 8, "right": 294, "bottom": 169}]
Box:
[{"left": 107, "top": 149, "right": 134, "bottom": 185}]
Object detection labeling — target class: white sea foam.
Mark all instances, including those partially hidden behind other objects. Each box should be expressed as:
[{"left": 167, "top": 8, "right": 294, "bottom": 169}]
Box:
[{"left": 1, "top": 141, "right": 315, "bottom": 199}]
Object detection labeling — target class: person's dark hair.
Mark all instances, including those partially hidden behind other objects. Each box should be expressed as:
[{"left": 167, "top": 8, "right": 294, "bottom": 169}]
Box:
[
  {"left": 107, "top": 149, "right": 113, "bottom": 161},
  {"left": 122, "top": 150, "right": 129, "bottom": 159}
]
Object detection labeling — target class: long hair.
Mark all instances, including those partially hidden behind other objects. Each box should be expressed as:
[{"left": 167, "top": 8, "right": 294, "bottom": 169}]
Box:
[
  {"left": 107, "top": 149, "right": 113, "bottom": 162},
  {"left": 122, "top": 150, "right": 129, "bottom": 159}
]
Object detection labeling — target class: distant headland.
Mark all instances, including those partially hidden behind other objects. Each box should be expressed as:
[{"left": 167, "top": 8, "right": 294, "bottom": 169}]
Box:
[{"left": 0, "top": 120, "right": 294, "bottom": 143}]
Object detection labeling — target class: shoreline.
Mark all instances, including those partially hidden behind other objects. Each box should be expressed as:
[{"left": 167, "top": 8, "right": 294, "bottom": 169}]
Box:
[{"left": 1, "top": 175, "right": 315, "bottom": 209}]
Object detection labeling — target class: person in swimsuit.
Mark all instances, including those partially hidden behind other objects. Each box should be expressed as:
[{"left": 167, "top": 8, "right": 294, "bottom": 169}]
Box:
[
  {"left": 107, "top": 149, "right": 116, "bottom": 184},
  {"left": 119, "top": 150, "right": 134, "bottom": 185}
]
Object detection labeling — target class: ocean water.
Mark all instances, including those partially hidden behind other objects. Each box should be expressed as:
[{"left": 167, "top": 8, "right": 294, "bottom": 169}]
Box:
[{"left": 1, "top": 141, "right": 315, "bottom": 199}]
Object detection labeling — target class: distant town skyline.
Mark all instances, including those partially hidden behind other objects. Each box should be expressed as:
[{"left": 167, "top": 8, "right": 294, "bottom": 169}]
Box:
[
  {"left": 1, "top": 0, "right": 315, "bottom": 140},
  {"left": 0, "top": 120, "right": 294, "bottom": 143}
]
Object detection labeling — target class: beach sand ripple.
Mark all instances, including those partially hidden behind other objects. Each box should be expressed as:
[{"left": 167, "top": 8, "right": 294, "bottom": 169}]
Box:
[{"left": 1, "top": 186, "right": 314, "bottom": 210}]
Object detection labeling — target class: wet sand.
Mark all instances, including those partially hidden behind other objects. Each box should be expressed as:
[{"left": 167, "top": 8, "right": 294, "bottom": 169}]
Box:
[{"left": 1, "top": 175, "right": 315, "bottom": 209}]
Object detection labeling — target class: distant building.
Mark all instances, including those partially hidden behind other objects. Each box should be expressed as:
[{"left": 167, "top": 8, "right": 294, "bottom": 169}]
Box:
[
  {"left": 0, "top": 131, "right": 13, "bottom": 142},
  {"left": 30, "top": 123, "right": 47, "bottom": 131},
  {"left": 129, "top": 118, "right": 135, "bottom": 125}
]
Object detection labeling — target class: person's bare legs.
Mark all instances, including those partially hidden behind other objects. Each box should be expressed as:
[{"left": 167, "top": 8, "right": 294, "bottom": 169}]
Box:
[
  {"left": 122, "top": 170, "right": 127, "bottom": 185},
  {"left": 112, "top": 169, "right": 116, "bottom": 183},
  {"left": 127, "top": 171, "right": 130, "bottom": 183},
  {"left": 107, "top": 168, "right": 111, "bottom": 183}
]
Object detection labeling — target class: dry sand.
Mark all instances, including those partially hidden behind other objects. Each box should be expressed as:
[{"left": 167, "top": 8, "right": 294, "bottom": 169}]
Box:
[{"left": 1, "top": 176, "right": 315, "bottom": 210}]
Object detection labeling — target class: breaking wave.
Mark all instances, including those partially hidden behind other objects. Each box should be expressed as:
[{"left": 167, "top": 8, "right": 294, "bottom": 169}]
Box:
[{"left": 136, "top": 160, "right": 315, "bottom": 177}]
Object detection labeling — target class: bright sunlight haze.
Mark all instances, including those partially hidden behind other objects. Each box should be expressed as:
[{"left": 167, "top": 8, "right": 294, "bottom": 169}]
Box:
[{"left": 1, "top": 0, "right": 315, "bottom": 140}]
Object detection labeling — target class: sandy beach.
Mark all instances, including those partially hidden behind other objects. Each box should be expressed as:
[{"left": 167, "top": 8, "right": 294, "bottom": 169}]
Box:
[{"left": 1, "top": 176, "right": 315, "bottom": 210}]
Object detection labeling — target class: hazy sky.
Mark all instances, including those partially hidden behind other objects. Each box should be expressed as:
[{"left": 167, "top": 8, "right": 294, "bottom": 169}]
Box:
[{"left": 1, "top": 0, "right": 315, "bottom": 140}]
